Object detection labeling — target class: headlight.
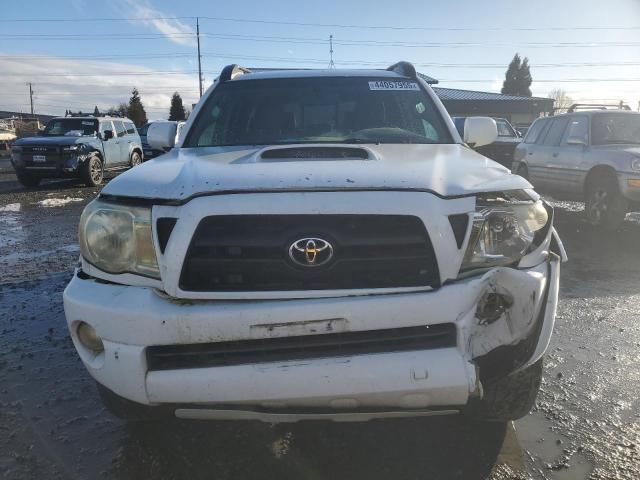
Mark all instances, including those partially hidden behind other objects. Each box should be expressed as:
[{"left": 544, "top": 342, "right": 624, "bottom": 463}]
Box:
[
  {"left": 461, "top": 193, "right": 550, "bottom": 271},
  {"left": 631, "top": 158, "right": 640, "bottom": 172},
  {"left": 79, "top": 199, "right": 160, "bottom": 278},
  {"left": 11, "top": 145, "right": 22, "bottom": 152},
  {"left": 63, "top": 145, "right": 80, "bottom": 152}
]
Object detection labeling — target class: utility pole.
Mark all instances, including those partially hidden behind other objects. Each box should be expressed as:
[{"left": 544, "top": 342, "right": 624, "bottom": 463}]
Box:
[
  {"left": 28, "top": 83, "right": 34, "bottom": 116},
  {"left": 328, "top": 35, "right": 335, "bottom": 69},
  {"left": 196, "top": 17, "right": 203, "bottom": 97}
]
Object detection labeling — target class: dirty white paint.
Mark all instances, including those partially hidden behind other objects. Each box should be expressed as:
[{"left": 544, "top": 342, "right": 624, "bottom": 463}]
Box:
[
  {"left": 0, "top": 203, "right": 20, "bottom": 212},
  {"left": 62, "top": 69, "right": 561, "bottom": 420},
  {"left": 37, "top": 197, "right": 83, "bottom": 207}
]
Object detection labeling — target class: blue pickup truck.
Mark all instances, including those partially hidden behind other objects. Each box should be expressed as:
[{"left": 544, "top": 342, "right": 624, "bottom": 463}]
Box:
[{"left": 10, "top": 116, "right": 143, "bottom": 187}]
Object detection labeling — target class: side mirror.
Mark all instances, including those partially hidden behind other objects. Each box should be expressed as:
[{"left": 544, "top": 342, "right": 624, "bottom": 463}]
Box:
[
  {"left": 567, "top": 136, "right": 587, "bottom": 147},
  {"left": 462, "top": 117, "right": 498, "bottom": 148},
  {"left": 148, "top": 122, "right": 178, "bottom": 152},
  {"left": 103, "top": 130, "right": 114, "bottom": 141}
]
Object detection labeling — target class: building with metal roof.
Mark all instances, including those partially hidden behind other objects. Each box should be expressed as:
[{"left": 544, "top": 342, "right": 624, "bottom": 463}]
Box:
[{"left": 432, "top": 87, "right": 554, "bottom": 126}]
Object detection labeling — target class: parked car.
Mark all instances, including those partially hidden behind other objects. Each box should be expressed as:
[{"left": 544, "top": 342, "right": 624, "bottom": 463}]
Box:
[
  {"left": 64, "top": 62, "right": 564, "bottom": 423},
  {"left": 138, "top": 122, "right": 163, "bottom": 160},
  {"left": 513, "top": 110, "right": 640, "bottom": 229},
  {"left": 10, "top": 116, "right": 143, "bottom": 187},
  {"left": 139, "top": 120, "right": 185, "bottom": 159},
  {"left": 454, "top": 117, "right": 521, "bottom": 168},
  {"left": 0, "top": 125, "right": 17, "bottom": 156}
]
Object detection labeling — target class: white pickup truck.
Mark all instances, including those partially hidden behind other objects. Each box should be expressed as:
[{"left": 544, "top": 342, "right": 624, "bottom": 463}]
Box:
[{"left": 64, "top": 62, "right": 565, "bottom": 423}]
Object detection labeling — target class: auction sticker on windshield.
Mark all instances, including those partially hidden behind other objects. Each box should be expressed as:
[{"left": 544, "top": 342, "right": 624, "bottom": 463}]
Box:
[{"left": 368, "top": 80, "right": 420, "bottom": 91}]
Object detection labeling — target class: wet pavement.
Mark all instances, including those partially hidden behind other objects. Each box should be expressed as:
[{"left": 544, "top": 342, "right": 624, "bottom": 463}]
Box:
[{"left": 0, "top": 172, "right": 639, "bottom": 480}]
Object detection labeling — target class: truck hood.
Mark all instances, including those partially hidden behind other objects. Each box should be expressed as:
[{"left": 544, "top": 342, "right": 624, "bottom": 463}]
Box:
[
  {"left": 102, "top": 144, "right": 532, "bottom": 201},
  {"left": 13, "top": 136, "right": 88, "bottom": 147}
]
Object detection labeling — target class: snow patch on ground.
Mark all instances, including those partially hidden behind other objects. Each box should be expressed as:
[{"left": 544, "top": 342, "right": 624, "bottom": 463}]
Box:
[
  {"left": 0, "top": 203, "right": 20, "bottom": 212},
  {"left": 37, "top": 197, "right": 83, "bottom": 208}
]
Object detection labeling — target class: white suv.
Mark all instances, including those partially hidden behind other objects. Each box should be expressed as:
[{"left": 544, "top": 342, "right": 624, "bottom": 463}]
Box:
[{"left": 64, "top": 62, "right": 564, "bottom": 423}]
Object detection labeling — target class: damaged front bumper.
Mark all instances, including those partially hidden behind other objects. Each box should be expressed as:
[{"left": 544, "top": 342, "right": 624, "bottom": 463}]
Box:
[{"left": 63, "top": 252, "right": 560, "bottom": 420}]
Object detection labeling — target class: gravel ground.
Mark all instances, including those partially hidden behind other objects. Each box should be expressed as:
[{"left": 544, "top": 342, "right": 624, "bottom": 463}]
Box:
[{"left": 0, "top": 172, "right": 638, "bottom": 479}]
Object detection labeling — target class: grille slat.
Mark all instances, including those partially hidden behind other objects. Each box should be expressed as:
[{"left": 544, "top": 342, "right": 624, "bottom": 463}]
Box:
[
  {"left": 179, "top": 215, "right": 440, "bottom": 292},
  {"left": 146, "top": 323, "right": 457, "bottom": 371}
]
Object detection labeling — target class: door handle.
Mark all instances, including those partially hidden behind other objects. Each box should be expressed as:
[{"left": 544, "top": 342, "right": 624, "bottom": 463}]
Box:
[
  {"left": 528, "top": 152, "right": 533, "bottom": 156},
  {"left": 552, "top": 152, "right": 559, "bottom": 158}
]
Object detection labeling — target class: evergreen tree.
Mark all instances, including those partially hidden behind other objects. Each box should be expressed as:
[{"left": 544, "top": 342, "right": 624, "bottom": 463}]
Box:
[
  {"left": 168, "top": 92, "right": 186, "bottom": 121},
  {"left": 106, "top": 103, "right": 128, "bottom": 118},
  {"left": 515, "top": 57, "right": 532, "bottom": 97},
  {"left": 501, "top": 54, "right": 522, "bottom": 95},
  {"left": 93, "top": 105, "right": 100, "bottom": 116},
  {"left": 501, "top": 54, "right": 532, "bottom": 97},
  {"left": 127, "top": 88, "right": 148, "bottom": 127}
]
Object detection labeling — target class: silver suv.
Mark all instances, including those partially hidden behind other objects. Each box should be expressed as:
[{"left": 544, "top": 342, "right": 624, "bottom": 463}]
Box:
[{"left": 512, "top": 110, "right": 640, "bottom": 229}]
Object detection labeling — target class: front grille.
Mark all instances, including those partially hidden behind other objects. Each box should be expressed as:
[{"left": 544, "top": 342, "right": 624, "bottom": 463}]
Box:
[
  {"left": 146, "top": 323, "right": 457, "bottom": 371},
  {"left": 179, "top": 215, "right": 440, "bottom": 292},
  {"left": 23, "top": 146, "right": 62, "bottom": 167},
  {"left": 23, "top": 146, "right": 59, "bottom": 154}
]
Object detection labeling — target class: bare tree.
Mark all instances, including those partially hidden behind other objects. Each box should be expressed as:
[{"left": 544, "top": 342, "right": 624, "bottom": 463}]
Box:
[{"left": 548, "top": 89, "right": 573, "bottom": 113}]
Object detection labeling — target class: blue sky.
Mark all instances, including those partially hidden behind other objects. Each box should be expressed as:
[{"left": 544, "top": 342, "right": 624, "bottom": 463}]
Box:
[{"left": 2, "top": 0, "right": 639, "bottom": 117}]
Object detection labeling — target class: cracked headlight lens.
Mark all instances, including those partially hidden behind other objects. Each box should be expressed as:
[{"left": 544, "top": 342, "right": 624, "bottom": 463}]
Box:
[
  {"left": 79, "top": 199, "right": 159, "bottom": 278},
  {"left": 461, "top": 193, "right": 550, "bottom": 271}
]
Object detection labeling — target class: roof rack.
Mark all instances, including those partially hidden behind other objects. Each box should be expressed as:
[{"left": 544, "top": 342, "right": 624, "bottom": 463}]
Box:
[{"left": 552, "top": 103, "right": 632, "bottom": 115}]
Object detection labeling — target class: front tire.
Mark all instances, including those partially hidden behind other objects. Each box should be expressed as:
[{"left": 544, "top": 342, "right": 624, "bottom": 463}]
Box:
[
  {"left": 468, "top": 358, "right": 543, "bottom": 422},
  {"left": 80, "top": 155, "right": 104, "bottom": 187},
  {"left": 130, "top": 150, "right": 142, "bottom": 168},
  {"left": 585, "top": 173, "right": 628, "bottom": 230},
  {"left": 16, "top": 171, "right": 41, "bottom": 187}
]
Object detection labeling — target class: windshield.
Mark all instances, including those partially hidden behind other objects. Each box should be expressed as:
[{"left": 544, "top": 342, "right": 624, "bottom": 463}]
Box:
[
  {"left": 184, "top": 77, "right": 453, "bottom": 147},
  {"left": 591, "top": 113, "right": 640, "bottom": 145},
  {"left": 496, "top": 119, "right": 516, "bottom": 137},
  {"left": 43, "top": 118, "right": 98, "bottom": 137}
]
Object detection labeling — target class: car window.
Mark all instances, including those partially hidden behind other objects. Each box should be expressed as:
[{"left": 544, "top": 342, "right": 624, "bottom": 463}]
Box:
[
  {"left": 99, "top": 121, "right": 114, "bottom": 136},
  {"left": 125, "top": 122, "right": 136, "bottom": 135},
  {"left": 495, "top": 119, "right": 515, "bottom": 137},
  {"left": 542, "top": 117, "right": 570, "bottom": 146},
  {"left": 184, "top": 77, "right": 453, "bottom": 147},
  {"left": 591, "top": 113, "right": 640, "bottom": 145},
  {"left": 524, "top": 118, "right": 547, "bottom": 144},
  {"left": 113, "top": 121, "right": 126, "bottom": 137},
  {"left": 561, "top": 116, "right": 589, "bottom": 145}
]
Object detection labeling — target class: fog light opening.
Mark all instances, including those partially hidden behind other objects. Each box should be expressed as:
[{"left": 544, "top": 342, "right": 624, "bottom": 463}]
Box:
[
  {"left": 476, "top": 291, "right": 513, "bottom": 325},
  {"left": 77, "top": 322, "right": 104, "bottom": 353}
]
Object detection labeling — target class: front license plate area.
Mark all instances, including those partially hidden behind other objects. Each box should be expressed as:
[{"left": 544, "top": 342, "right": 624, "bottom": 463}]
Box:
[{"left": 32, "top": 155, "right": 47, "bottom": 162}]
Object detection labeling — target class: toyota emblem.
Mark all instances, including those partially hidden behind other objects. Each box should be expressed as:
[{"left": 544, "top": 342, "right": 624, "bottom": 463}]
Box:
[{"left": 288, "top": 237, "right": 334, "bottom": 267}]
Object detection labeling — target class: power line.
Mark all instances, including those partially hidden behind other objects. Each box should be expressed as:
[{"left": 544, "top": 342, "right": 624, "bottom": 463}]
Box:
[
  {"left": 1, "top": 70, "right": 199, "bottom": 77},
  {"left": 3, "top": 32, "right": 640, "bottom": 49},
  {"left": 0, "top": 15, "right": 639, "bottom": 32},
  {"left": 4, "top": 52, "right": 640, "bottom": 69}
]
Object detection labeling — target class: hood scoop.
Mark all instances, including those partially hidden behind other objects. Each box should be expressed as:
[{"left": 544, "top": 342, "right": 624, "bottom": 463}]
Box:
[{"left": 259, "top": 146, "right": 371, "bottom": 162}]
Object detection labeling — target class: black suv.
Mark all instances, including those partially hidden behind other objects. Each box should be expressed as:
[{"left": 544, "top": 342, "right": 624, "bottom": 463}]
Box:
[{"left": 10, "top": 116, "right": 143, "bottom": 187}]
